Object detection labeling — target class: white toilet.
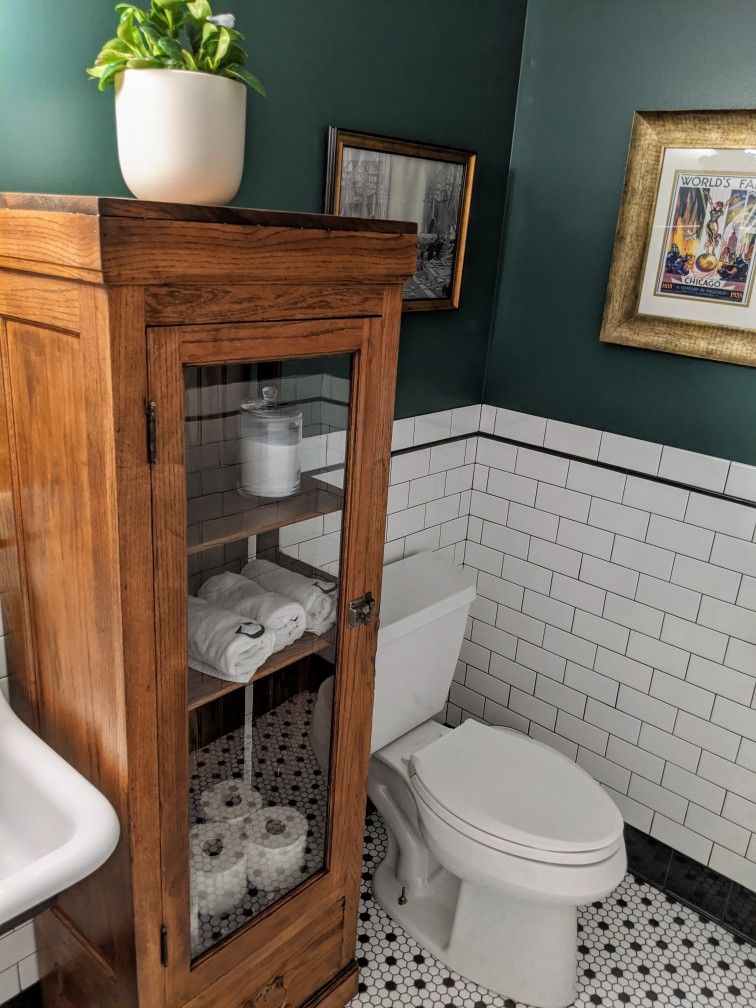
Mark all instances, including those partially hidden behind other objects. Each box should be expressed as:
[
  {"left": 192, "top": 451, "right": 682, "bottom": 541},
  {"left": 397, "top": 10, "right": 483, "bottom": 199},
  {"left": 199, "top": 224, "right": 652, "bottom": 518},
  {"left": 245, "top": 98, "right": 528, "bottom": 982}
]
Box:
[{"left": 311, "top": 551, "right": 626, "bottom": 1008}]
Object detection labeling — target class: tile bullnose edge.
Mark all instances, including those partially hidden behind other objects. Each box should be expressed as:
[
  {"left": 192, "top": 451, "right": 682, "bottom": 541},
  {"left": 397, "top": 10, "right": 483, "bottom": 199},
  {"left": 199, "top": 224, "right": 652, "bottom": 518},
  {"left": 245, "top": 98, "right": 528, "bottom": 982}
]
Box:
[{"left": 395, "top": 405, "right": 753, "bottom": 504}]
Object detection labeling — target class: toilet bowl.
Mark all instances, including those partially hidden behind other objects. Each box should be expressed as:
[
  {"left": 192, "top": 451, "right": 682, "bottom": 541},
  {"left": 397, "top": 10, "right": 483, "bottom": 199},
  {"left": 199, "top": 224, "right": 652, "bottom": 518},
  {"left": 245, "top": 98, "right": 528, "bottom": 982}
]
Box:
[{"left": 310, "top": 551, "right": 626, "bottom": 1008}]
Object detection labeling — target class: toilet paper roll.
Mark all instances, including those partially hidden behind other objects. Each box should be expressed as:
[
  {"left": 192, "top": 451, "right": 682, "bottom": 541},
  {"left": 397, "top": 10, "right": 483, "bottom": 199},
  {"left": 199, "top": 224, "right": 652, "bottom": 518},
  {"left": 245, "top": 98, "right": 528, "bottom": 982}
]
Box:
[
  {"left": 190, "top": 821, "right": 247, "bottom": 920},
  {"left": 243, "top": 805, "right": 308, "bottom": 893},
  {"left": 199, "top": 780, "right": 263, "bottom": 823}
]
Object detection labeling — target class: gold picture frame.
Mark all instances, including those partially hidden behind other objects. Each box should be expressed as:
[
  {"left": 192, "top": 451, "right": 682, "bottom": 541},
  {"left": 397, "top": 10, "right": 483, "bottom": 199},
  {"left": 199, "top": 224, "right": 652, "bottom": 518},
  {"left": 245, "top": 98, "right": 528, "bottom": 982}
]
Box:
[
  {"left": 600, "top": 109, "right": 756, "bottom": 366},
  {"left": 325, "top": 127, "right": 476, "bottom": 311}
]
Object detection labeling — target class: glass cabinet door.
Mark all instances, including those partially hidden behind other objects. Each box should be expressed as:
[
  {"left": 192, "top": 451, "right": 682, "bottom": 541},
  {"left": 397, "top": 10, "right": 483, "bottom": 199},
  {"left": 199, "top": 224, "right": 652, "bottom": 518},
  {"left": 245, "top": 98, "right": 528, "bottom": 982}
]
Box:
[
  {"left": 149, "top": 315, "right": 387, "bottom": 1003},
  {"left": 184, "top": 354, "right": 351, "bottom": 959}
]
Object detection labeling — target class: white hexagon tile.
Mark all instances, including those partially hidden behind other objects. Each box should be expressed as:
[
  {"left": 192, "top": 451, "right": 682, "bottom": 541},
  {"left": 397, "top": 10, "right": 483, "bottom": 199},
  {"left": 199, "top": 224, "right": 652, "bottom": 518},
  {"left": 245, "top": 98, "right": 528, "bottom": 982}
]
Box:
[
  {"left": 350, "top": 814, "right": 754, "bottom": 1008},
  {"left": 185, "top": 686, "right": 753, "bottom": 1006}
]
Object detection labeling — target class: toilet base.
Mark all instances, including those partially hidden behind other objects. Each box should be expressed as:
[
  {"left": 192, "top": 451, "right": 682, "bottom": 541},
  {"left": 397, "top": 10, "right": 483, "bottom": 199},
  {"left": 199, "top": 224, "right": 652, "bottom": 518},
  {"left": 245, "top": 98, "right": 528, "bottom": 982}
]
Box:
[{"left": 373, "top": 858, "right": 577, "bottom": 1008}]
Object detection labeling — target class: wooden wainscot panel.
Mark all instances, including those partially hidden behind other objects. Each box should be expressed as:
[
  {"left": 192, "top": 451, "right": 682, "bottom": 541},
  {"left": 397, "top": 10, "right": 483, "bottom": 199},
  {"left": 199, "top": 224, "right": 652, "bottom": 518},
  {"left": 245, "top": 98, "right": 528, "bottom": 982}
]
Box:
[
  {"left": 182, "top": 898, "right": 346, "bottom": 1008},
  {"left": 0, "top": 270, "right": 81, "bottom": 332},
  {"left": 37, "top": 909, "right": 120, "bottom": 1008},
  {"left": 145, "top": 283, "right": 387, "bottom": 326},
  {"left": 3, "top": 313, "right": 134, "bottom": 985},
  {"left": 0, "top": 319, "right": 38, "bottom": 728},
  {"left": 301, "top": 965, "right": 359, "bottom": 1008}
]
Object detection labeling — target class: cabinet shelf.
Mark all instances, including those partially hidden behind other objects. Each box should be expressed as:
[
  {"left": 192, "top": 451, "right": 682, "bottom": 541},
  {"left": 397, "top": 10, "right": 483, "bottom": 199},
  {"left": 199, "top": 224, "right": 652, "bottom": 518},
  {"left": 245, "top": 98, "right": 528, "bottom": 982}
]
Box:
[
  {"left": 187, "top": 630, "right": 333, "bottom": 710},
  {"left": 187, "top": 474, "right": 343, "bottom": 555}
]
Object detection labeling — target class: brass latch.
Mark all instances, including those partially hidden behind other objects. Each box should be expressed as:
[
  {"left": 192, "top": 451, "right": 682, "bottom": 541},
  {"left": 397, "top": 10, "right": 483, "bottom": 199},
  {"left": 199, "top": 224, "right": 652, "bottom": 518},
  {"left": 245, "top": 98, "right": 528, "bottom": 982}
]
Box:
[{"left": 348, "top": 591, "right": 375, "bottom": 628}]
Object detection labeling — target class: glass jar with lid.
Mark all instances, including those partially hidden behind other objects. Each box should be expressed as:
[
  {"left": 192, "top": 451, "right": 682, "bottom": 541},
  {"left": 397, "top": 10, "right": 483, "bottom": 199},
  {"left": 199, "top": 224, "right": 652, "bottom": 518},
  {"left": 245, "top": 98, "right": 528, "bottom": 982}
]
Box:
[{"left": 238, "top": 386, "right": 302, "bottom": 498}]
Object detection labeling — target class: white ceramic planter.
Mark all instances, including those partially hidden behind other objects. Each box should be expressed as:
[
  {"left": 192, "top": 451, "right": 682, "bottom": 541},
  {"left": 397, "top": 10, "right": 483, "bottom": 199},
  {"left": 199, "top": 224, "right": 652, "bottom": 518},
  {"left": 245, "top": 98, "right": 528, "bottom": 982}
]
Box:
[{"left": 114, "top": 68, "right": 246, "bottom": 205}]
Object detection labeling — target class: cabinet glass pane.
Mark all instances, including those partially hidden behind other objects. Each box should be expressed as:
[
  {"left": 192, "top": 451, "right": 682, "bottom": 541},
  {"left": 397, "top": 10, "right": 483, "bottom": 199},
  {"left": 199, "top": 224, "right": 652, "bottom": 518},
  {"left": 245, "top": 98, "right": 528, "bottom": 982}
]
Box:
[{"left": 184, "top": 355, "right": 350, "bottom": 960}]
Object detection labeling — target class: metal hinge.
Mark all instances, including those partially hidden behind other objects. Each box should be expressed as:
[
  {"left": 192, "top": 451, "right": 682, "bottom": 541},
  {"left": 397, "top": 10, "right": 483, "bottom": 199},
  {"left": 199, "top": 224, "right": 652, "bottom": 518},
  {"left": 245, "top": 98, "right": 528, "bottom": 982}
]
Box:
[
  {"left": 146, "top": 400, "right": 157, "bottom": 465},
  {"left": 348, "top": 592, "right": 375, "bottom": 628},
  {"left": 160, "top": 925, "right": 168, "bottom": 967}
]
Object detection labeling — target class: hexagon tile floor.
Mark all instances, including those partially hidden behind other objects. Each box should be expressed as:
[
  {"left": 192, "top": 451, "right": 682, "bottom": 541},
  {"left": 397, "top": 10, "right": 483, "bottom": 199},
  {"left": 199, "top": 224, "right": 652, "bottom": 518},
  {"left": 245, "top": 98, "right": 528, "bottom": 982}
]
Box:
[{"left": 349, "top": 814, "right": 755, "bottom": 1008}]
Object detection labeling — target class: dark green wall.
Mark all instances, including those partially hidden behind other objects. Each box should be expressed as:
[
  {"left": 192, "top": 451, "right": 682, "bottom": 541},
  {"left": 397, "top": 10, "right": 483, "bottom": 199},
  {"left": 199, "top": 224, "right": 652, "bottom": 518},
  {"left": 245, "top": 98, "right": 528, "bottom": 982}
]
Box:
[
  {"left": 0, "top": 0, "right": 525, "bottom": 420},
  {"left": 484, "top": 0, "right": 756, "bottom": 464}
]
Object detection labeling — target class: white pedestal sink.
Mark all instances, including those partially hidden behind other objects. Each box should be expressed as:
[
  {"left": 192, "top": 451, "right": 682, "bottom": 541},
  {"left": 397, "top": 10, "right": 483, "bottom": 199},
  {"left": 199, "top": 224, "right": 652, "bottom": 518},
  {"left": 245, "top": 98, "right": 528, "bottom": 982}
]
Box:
[{"left": 0, "top": 688, "right": 120, "bottom": 929}]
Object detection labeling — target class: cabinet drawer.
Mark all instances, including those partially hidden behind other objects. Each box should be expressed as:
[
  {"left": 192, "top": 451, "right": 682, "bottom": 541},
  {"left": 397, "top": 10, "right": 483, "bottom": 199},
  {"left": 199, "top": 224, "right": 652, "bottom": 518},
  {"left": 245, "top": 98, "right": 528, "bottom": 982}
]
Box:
[{"left": 184, "top": 897, "right": 346, "bottom": 1008}]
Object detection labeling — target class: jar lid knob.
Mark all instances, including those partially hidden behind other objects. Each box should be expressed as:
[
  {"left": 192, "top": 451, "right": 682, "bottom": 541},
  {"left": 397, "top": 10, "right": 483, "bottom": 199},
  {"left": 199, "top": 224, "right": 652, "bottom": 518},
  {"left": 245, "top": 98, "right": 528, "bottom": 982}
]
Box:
[{"left": 261, "top": 385, "right": 278, "bottom": 405}]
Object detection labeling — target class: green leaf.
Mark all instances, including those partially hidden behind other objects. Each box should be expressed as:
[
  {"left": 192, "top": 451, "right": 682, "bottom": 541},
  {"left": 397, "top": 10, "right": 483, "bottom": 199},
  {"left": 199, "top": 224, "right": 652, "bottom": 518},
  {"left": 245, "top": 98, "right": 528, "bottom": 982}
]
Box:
[
  {"left": 213, "top": 26, "right": 231, "bottom": 66},
  {"left": 157, "top": 35, "right": 183, "bottom": 61},
  {"left": 99, "top": 37, "right": 132, "bottom": 55},
  {"left": 224, "top": 63, "right": 266, "bottom": 96},
  {"left": 136, "top": 21, "right": 165, "bottom": 54},
  {"left": 92, "top": 37, "right": 133, "bottom": 67},
  {"left": 89, "top": 0, "right": 265, "bottom": 96},
  {"left": 117, "top": 12, "right": 148, "bottom": 53},
  {"left": 94, "top": 50, "right": 130, "bottom": 67},
  {"left": 226, "top": 43, "right": 247, "bottom": 66},
  {"left": 186, "top": 0, "right": 212, "bottom": 19},
  {"left": 185, "top": 15, "right": 202, "bottom": 51},
  {"left": 125, "top": 56, "right": 164, "bottom": 69},
  {"left": 200, "top": 20, "right": 217, "bottom": 45},
  {"left": 180, "top": 47, "right": 198, "bottom": 70},
  {"left": 94, "top": 60, "right": 127, "bottom": 91}
]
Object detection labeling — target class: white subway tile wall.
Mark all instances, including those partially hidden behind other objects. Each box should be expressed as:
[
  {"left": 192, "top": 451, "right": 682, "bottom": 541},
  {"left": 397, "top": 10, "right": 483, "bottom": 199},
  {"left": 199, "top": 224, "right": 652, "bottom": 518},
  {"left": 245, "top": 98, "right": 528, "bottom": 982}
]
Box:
[
  {"left": 285, "top": 405, "right": 756, "bottom": 895},
  {"left": 449, "top": 413, "right": 755, "bottom": 891},
  {"left": 1, "top": 403, "right": 755, "bottom": 1002},
  {"left": 0, "top": 921, "right": 37, "bottom": 1002}
]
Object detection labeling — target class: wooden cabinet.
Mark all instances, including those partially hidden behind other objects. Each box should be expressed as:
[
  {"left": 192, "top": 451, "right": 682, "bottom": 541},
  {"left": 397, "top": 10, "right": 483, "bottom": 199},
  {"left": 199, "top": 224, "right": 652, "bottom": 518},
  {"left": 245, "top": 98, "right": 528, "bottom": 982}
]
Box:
[{"left": 0, "top": 194, "right": 416, "bottom": 1008}]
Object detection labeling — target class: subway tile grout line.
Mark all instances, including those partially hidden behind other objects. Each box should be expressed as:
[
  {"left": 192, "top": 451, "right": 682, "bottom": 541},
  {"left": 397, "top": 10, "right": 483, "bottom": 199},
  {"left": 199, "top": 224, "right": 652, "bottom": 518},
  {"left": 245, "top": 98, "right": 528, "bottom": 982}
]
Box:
[{"left": 391, "top": 430, "right": 756, "bottom": 509}]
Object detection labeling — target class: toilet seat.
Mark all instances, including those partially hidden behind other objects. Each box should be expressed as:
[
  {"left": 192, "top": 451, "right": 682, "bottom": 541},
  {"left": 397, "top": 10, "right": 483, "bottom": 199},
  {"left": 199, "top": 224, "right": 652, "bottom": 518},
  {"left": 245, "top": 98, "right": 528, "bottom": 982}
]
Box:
[{"left": 409, "top": 720, "right": 624, "bottom": 866}]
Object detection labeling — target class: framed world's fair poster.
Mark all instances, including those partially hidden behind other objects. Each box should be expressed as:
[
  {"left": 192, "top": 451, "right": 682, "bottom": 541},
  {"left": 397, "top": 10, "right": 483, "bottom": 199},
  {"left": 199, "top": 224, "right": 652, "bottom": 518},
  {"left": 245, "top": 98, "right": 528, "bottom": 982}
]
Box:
[{"left": 600, "top": 110, "right": 756, "bottom": 366}]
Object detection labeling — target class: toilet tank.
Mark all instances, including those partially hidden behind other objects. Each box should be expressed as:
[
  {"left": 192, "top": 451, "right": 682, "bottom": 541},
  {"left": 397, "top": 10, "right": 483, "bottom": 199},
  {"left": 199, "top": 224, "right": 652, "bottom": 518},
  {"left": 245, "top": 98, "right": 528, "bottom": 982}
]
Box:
[{"left": 372, "top": 551, "right": 476, "bottom": 752}]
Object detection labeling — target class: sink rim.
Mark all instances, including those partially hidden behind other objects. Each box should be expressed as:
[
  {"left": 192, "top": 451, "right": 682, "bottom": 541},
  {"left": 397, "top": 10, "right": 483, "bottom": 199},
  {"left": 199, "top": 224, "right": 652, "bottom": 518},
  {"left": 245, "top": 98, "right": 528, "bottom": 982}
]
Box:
[{"left": 0, "top": 688, "right": 120, "bottom": 927}]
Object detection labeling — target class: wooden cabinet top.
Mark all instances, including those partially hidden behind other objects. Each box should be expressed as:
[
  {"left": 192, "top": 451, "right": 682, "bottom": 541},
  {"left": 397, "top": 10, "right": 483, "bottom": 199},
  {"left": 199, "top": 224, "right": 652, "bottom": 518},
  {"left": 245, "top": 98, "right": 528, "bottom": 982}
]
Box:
[{"left": 0, "top": 192, "right": 417, "bottom": 286}]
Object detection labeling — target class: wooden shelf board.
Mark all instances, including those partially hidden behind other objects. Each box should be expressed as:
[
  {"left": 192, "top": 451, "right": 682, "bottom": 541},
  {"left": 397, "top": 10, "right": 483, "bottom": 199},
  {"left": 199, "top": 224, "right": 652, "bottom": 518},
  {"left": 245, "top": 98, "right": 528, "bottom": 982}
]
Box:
[
  {"left": 187, "top": 474, "right": 342, "bottom": 556},
  {"left": 187, "top": 631, "right": 333, "bottom": 711}
]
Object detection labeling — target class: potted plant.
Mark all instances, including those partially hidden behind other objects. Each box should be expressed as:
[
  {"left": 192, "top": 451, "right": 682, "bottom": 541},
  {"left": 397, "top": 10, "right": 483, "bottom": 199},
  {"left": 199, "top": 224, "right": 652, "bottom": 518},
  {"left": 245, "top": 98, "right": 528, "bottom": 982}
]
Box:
[{"left": 88, "top": 0, "right": 265, "bottom": 205}]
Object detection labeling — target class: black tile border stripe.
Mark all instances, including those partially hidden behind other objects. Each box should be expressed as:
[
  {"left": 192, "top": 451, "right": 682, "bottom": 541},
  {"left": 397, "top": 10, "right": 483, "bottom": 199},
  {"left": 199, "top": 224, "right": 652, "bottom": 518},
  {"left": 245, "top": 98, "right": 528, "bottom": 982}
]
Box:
[
  {"left": 391, "top": 431, "right": 756, "bottom": 509},
  {"left": 625, "top": 823, "right": 754, "bottom": 945},
  {"left": 2, "top": 984, "right": 41, "bottom": 1008}
]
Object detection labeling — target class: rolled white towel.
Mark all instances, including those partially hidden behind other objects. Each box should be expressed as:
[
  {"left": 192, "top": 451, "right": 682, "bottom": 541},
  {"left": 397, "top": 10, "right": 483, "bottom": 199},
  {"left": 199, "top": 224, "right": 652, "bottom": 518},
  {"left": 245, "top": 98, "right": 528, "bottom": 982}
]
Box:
[
  {"left": 198, "top": 572, "right": 307, "bottom": 650},
  {"left": 242, "top": 558, "right": 338, "bottom": 635},
  {"left": 187, "top": 596, "right": 276, "bottom": 682}
]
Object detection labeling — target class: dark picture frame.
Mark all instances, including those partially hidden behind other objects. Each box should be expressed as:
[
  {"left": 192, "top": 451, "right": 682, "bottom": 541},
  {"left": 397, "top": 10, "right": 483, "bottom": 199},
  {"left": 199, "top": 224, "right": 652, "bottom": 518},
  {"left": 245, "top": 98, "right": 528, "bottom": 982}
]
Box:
[{"left": 325, "top": 127, "right": 476, "bottom": 311}]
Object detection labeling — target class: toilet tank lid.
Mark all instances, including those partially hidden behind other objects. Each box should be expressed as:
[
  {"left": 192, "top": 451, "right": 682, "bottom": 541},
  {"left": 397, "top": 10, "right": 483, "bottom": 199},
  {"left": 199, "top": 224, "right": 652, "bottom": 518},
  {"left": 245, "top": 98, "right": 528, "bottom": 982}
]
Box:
[{"left": 378, "top": 552, "right": 476, "bottom": 645}]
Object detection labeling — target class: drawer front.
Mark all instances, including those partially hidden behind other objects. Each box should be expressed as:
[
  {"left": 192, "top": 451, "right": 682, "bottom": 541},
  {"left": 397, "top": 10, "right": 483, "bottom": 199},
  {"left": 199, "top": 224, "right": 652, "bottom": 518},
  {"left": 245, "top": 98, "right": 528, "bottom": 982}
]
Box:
[{"left": 184, "top": 897, "right": 346, "bottom": 1008}]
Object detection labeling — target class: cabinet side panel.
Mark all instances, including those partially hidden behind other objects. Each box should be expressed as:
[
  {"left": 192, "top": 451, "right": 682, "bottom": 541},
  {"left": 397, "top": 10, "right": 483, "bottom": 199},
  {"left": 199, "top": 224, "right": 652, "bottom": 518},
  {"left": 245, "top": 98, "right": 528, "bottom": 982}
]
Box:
[{"left": 4, "top": 317, "right": 132, "bottom": 984}]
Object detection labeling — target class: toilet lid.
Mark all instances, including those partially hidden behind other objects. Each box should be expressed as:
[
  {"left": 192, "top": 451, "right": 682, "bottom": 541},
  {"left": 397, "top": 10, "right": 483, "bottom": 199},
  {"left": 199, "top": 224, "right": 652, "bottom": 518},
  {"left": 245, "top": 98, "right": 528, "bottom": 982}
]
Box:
[{"left": 409, "top": 720, "right": 623, "bottom": 854}]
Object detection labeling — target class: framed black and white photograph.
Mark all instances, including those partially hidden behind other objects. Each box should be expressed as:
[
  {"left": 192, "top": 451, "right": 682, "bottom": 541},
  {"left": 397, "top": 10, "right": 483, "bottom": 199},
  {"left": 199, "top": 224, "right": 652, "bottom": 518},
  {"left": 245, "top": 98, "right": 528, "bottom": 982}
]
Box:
[{"left": 325, "top": 128, "right": 476, "bottom": 311}]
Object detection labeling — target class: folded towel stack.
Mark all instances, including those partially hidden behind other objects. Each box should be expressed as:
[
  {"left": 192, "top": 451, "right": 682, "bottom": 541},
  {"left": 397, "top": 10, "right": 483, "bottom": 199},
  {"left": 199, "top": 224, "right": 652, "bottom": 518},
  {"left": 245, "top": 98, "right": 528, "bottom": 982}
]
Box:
[
  {"left": 242, "top": 558, "right": 338, "bottom": 634},
  {"left": 187, "top": 596, "right": 276, "bottom": 683},
  {"left": 198, "top": 571, "right": 307, "bottom": 650}
]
